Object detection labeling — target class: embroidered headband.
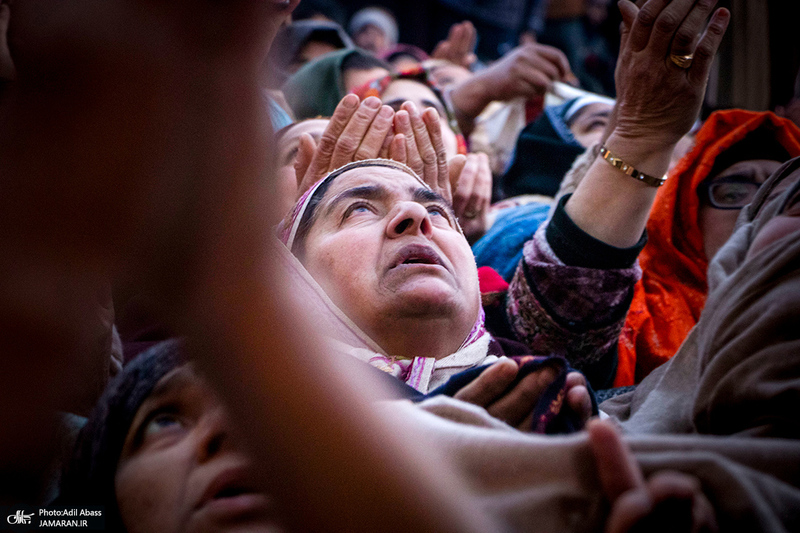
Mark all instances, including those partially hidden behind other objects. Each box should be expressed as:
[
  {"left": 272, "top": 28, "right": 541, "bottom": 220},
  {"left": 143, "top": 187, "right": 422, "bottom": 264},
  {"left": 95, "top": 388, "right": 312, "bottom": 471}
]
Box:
[{"left": 280, "top": 159, "right": 431, "bottom": 251}]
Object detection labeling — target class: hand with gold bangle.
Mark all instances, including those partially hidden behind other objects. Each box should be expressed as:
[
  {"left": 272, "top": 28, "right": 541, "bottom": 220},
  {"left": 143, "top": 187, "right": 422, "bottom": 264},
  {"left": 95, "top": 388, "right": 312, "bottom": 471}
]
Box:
[{"left": 562, "top": 0, "right": 730, "bottom": 249}]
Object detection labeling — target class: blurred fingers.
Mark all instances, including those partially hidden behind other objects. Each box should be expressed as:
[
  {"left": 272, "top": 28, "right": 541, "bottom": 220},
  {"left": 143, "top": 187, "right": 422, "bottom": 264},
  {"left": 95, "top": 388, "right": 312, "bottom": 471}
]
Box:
[
  {"left": 459, "top": 153, "right": 491, "bottom": 220},
  {"left": 432, "top": 40, "right": 452, "bottom": 60},
  {"left": 293, "top": 133, "right": 317, "bottom": 193},
  {"left": 476, "top": 152, "right": 492, "bottom": 213},
  {"left": 453, "top": 153, "right": 478, "bottom": 216},
  {"left": 565, "top": 371, "right": 592, "bottom": 423},
  {"left": 526, "top": 54, "right": 562, "bottom": 84},
  {"left": 448, "top": 154, "right": 467, "bottom": 194},
  {"left": 605, "top": 488, "right": 653, "bottom": 533},
  {"left": 647, "top": 471, "right": 718, "bottom": 532},
  {"left": 588, "top": 419, "right": 645, "bottom": 501},
  {"left": 464, "top": 21, "right": 477, "bottom": 51},
  {"left": 566, "top": 385, "right": 592, "bottom": 425},
  {"left": 532, "top": 44, "right": 573, "bottom": 81}
]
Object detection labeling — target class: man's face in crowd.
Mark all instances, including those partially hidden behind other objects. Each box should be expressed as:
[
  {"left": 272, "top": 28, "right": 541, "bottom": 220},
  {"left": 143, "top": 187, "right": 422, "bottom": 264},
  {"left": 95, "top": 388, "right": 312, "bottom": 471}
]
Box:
[
  {"left": 115, "top": 366, "right": 283, "bottom": 533},
  {"left": 300, "top": 166, "right": 480, "bottom": 352}
]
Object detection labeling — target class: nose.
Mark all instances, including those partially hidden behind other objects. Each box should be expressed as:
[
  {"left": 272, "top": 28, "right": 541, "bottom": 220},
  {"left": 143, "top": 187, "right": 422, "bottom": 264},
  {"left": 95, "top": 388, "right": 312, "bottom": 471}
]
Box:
[
  {"left": 386, "top": 202, "right": 433, "bottom": 239},
  {"left": 195, "top": 405, "right": 234, "bottom": 463}
]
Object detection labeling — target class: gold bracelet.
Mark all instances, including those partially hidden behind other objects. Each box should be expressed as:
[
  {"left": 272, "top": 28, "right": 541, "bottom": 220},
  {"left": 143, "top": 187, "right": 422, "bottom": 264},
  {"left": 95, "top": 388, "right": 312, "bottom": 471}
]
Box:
[{"left": 599, "top": 146, "right": 667, "bottom": 187}]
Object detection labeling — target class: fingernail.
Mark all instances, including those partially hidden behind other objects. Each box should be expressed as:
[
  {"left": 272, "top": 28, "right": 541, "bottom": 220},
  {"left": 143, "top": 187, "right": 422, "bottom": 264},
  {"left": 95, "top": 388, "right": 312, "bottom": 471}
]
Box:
[
  {"left": 404, "top": 101, "right": 419, "bottom": 114},
  {"left": 342, "top": 94, "right": 359, "bottom": 109},
  {"left": 364, "top": 96, "right": 381, "bottom": 109},
  {"left": 379, "top": 105, "right": 393, "bottom": 117}
]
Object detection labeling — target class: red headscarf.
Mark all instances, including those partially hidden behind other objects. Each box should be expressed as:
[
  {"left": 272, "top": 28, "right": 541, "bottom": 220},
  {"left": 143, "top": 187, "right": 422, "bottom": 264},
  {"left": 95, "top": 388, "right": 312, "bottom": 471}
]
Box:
[{"left": 615, "top": 110, "right": 800, "bottom": 386}]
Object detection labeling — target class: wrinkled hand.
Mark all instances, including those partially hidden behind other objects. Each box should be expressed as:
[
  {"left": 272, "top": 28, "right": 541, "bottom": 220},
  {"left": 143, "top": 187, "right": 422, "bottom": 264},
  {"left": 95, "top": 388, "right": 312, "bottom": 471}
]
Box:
[
  {"left": 295, "top": 95, "right": 463, "bottom": 205},
  {"left": 452, "top": 152, "right": 492, "bottom": 243},
  {"left": 295, "top": 95, "right": 396, "bottom": 196},
  {"left": 454, "top": 358, "right": 592, "bottom": 431},
  {"left": 588, "top": 420, "right": 718, "bottom": 533},
  {"left": 612, "top": 0, "right": 730, "bottom": 148},
  {"left": 390, "top": 101, "right": 455, "bottom": 203},
  {"left": 432, "top": 21, "right": 478, "bottom": 69},
  {"left": 448, "top": 42, "right": 575, "bottom": 134}
]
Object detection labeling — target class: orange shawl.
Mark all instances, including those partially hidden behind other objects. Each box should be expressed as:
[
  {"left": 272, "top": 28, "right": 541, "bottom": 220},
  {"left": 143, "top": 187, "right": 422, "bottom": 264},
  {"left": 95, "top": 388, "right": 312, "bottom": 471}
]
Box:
[{"left": 615, "top": 110, "right": 800, "bottom": 386}]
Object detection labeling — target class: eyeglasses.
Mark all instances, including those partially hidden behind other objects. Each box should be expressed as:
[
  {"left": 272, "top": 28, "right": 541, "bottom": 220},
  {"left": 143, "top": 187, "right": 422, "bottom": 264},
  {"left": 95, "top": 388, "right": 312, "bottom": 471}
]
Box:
[{"left": 698, "top": 177, "right": 762, "bottom": 210}]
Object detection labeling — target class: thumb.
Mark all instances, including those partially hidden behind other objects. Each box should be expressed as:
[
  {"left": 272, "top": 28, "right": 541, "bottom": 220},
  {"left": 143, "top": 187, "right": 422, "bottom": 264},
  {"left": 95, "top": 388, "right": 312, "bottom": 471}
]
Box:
[
  {"left": 293, "top": 132, "right": 317, "bottom": 192},
  {"left": 448, "top": 154, "right": 467, "bottom": 194},
  {"left": 587, "top": 419, "right": 644, "bottom": 501}
]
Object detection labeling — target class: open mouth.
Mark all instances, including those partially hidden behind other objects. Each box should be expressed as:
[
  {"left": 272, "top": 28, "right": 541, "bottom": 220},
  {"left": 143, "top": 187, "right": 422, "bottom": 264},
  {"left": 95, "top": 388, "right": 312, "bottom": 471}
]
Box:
[
  {"left": 391, "top": 244, "right": 445, "bottom": 269},
  {"left": 197, "top": 467, "right": 261, "bottom": 511}
]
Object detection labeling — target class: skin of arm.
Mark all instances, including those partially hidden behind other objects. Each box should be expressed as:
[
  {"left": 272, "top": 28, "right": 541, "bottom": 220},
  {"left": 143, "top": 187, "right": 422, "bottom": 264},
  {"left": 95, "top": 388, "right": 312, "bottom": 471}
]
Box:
[{"left": 564, "top": 0, "right": 730, "bottom": 248}]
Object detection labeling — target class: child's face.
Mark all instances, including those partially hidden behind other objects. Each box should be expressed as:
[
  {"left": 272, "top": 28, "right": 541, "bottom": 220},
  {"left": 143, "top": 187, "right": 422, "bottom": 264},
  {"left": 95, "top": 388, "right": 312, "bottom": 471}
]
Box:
[{"left": 115, "top": 365, "right": 283, "bottom": 533}]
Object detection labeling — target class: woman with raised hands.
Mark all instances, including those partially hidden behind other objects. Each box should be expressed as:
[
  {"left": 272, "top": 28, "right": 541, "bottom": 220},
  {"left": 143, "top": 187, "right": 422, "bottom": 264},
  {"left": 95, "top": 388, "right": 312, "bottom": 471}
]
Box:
[{"left": 278, "top": 0, "right": 730, "bottom": 397}]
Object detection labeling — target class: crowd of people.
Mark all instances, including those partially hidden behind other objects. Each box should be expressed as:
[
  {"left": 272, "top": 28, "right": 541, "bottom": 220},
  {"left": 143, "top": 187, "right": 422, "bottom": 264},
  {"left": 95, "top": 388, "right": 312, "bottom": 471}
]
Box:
[{"left": 2, "top": 0, "right": 800, "bottom": 532}]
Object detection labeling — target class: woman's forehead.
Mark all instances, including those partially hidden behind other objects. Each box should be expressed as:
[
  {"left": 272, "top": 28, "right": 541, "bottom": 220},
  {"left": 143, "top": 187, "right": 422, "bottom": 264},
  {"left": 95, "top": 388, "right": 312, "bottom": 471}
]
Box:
[
  {"left": 383, "top": 79, "right": 438, "bottom": 104},
  {"left": 322, "top": 165, "right": 427, "bottom": 198},
  {"left": 714, "top": 159, "right": 783, "bottom": 181}
]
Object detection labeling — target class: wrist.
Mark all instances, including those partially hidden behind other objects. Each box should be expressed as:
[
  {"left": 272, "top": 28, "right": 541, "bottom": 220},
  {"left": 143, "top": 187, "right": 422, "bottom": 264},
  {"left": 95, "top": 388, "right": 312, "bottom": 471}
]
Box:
[{"left": 603, "top": 132, "right": 675, "bottom": 179}]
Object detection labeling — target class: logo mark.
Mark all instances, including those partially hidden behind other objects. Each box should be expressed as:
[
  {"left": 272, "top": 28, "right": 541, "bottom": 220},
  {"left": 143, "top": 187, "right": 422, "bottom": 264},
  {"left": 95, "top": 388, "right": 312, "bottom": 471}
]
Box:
[{"left": 7, "top": 510, "right": 34, "bottom": 525}]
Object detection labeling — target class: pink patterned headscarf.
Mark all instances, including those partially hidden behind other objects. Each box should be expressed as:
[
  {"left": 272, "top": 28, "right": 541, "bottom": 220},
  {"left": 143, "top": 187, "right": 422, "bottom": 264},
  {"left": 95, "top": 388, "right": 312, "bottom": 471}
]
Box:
[{"left": 276, "top": 159, "right": 493, "bottom": 392}]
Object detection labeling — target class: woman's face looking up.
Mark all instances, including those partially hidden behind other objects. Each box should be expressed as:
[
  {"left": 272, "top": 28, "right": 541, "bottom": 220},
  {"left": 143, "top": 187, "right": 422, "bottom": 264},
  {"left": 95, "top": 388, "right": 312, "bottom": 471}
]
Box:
[
  {"left": 300, "top": 166, "right": 480, "bottom": 357},
  {"left": 115, "top": 366, "right": 282, "bottom": 533}
]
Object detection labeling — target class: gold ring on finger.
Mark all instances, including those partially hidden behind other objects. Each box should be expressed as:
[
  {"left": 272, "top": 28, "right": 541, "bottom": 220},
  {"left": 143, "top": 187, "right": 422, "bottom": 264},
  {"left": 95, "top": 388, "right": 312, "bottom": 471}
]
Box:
[{"left": 669, "top": 53, "right": 694, "bottom": 69}]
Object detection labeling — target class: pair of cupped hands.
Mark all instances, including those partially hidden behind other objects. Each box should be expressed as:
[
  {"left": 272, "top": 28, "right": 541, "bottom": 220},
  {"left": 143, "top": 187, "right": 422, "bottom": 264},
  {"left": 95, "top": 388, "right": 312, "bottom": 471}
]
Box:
[{"left": 291, "top": 93, "right": 491, "bottom": 239}]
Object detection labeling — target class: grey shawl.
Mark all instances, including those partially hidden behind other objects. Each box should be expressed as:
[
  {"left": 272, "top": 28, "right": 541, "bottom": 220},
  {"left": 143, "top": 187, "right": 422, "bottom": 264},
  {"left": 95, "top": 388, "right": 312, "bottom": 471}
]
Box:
[{"left": 385, "top": 157, "right": 800, "bottom": 532}]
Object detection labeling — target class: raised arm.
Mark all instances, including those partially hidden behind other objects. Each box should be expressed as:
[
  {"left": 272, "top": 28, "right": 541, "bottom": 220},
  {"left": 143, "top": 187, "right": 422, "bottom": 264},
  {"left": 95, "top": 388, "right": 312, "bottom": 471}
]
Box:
[
  {"left": 448, "top": 42, "right": 574, "bottom": 135},
  {"left": 566, "top": 0, "right": 730, "bottom": 247}
]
